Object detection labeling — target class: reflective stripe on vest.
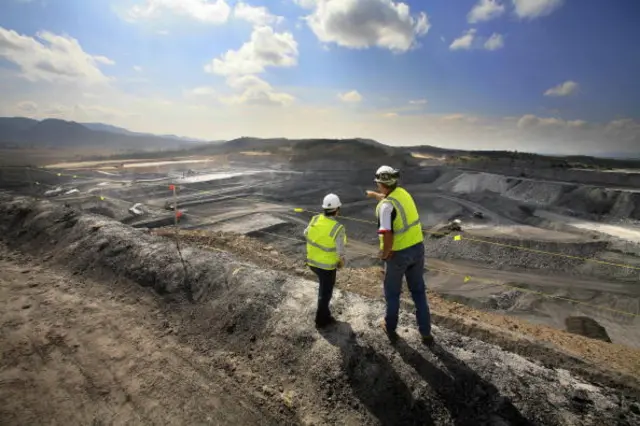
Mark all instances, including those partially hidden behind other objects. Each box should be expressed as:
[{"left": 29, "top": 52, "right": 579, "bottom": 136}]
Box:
[
  {"left": 376, "top": 187, "right": 423, "bottom": 251},
  {"left": 306, "top": 214, "right": 345, "bottom": 270},
  {"left": 306, "top": 259, "right": 339, "bottom": 269}
]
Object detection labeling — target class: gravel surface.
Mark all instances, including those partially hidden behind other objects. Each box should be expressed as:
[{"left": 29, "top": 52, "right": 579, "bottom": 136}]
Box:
[{"left": 1, "top": 197, "right": 639, "bottom": 425}]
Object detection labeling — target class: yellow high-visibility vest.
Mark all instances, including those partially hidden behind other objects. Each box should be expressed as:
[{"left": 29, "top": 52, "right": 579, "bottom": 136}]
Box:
[
  {"left": 375, "top": 187, "right": 424, "bottom": 251},
  {"left": 306, "top": 214, "right": 346, "bottom": 270}
]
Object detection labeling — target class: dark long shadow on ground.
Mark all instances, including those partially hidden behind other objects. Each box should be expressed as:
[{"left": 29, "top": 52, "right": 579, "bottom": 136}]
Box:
[
  {"left": 319, "top": 321, "right": 435, "bottom": 426},
  {"left": 394, "top": 338, "right": 534, "bottom": 426}
]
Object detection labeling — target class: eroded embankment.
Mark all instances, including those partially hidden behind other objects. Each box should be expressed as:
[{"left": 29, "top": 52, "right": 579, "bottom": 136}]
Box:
[
  {"left": 1, "top": 197, "right": 639, "bottom": 426},
  {"left": 439, "top": 170, "right": 640, "bottom": 221},
  {"left": 156, "top": 229, "right": 640, "bottom": 381},
  {"left": 427, "top": 234, "right": 639, "bottom": 282}
]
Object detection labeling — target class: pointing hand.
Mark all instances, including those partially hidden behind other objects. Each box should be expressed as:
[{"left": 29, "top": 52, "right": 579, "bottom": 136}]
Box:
[{"left": 366, "top": 190, "right": 384, "bottom": 201}]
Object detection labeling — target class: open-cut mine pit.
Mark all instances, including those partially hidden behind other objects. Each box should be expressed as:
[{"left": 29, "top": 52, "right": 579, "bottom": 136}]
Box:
[{"left": 1, "top": 149, "right": 639, "bottom": 425}]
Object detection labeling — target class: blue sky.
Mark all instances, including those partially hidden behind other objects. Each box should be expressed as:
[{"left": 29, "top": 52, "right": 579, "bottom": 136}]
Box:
[{"left": 0, "top": 0, "right": 639, "bottom": 155}]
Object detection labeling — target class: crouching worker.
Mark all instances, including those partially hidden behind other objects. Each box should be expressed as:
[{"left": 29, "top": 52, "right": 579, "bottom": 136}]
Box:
[{"left": 304, "top": 193, "right": 347, "bottom": 328}]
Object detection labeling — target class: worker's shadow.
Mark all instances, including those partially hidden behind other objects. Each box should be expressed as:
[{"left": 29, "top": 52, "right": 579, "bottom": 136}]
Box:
[
  {"left": 393, "top": 338, "right": 534, "bottom": 426},
  {"left": 318, "top": 322, "right": 435, "bottom": 426}
]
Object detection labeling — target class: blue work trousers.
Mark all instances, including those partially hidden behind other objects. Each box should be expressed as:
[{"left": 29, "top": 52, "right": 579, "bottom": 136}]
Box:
[{"left": 383, "top": 242, "right": 431, "bottom": 337}]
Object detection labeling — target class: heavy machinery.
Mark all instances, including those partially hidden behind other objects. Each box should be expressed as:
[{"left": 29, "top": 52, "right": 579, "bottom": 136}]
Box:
[
  {"left": 128, "top": 203, "right": 145, "bottom": 216},
  {"left": 429, "top": 218, "right": 462, "bottom": 239}
]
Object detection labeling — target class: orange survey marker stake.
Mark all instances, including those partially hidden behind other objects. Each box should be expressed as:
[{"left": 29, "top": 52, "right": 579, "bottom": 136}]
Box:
[{"left": 169, "top": 184, "right": 175, "bottom": 191}]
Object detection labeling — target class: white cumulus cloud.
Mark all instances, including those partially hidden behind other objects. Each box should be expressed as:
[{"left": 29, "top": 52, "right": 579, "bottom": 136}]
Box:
[
  {"left": 484, "top": 33, "right": 504, "bottom": 50},
  {"left": 468, "top": 0, "right": 506, "bottom": 23},
  {"left": 234, "top": 2, "right": 283, "bottom": 26},
  {"left": 0, "top": 26, "right": 112, "bottom": 84},
  {"left": 301, "top": 0, "right": 430, "bottom": 53},
  {"left": 449, "top": 29, "right": 503, "bottom": 51},
  {"left": 512, "top": 0, "right": 564, "bottom": 20},
  {"left": 3, "top": 76, "right": 639, "bottom": 156},
  {"left": 220, "top": 75, "right": 295, "bottom": 106},
  {"left": 338, "top": 90, "right": 363, "bottom": 103},
  {"left": 605, "top": 119, "right": 640, "bottom": 144},
  {"left": 517, "top": 114, "right": 564, "bottom": 128},
  {"left": 449, "top": 29, "right": 476, "bottom": 50},
  {"left": 440, "top": 114, "right": 479, "bottom": 123},
  {"left": 202, "top": 23, "right": 297, "bottom": 108},
  {"left": 294, "top": 0, "right": 317, "bottom": 8},
  {"left": 127, "top": 0, "right": 231, "bottom": 24},
  {"left": 188, "top": 86, "right": 217, "bottom": 96},
  {"left": 544, "top": 80, "right": 579, "bottom": 97},
  {"left": 409, "top": 99, "right": 427, "bottom": 105},
  {"left": 16, "top": 101, "right": 38, "bottom": 114},
  {"left": 94, "top": 56, "right": 115, "bottom": 65},
  {"left": 205, "top": 26, "right": 298, "bottom": 76}
]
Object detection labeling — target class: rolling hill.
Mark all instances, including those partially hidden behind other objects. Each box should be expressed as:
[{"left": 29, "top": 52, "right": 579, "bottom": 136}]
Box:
[
  {"left": 0, "top": 117, "right": 205, "bottom": 151},
  {"left": 2, "top": 116, "right": 638, "bottom": 173},
  {"left": 81, "top": 122, "right": 208, "bottom": 143}
]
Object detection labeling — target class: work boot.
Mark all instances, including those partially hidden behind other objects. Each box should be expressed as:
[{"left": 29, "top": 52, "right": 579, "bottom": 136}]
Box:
[
  {"left": 421, "top": 334, "right": 435, "bottom": 347},
  {"left": 315, "top": 315, "right": 337, "bottom": 329},
  {"left": 380, "top": 319, "right": 398, "bottom": 343}
]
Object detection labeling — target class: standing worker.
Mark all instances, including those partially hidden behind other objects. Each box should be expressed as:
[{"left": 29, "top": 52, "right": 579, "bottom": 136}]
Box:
[
  {"left": 366, "top": 166, "right": 433, "bottom": 345},
  {"left": 304, "top": 193, "right": 347, "bottom": 328}
]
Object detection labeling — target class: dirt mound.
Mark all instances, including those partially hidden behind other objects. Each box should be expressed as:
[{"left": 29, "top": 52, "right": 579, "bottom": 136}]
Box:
[
  {"left": 1, "top": 198, "right": 640, "bottom": 425},
  {"left": 427, "top": 233, "right": 640, "bottom": 281},
  {"left": 439, "top": 171, "right": 640, "bottom": 221},
  {"left": 440, "top": 172, "right": 515, "bottom": 195},
  {"left": 565, "top": 317, "right": 612, "bottom": 343}
]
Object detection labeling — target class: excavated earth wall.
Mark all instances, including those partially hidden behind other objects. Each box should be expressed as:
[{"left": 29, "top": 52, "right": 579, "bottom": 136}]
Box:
[
  {"left": 458, "top": 164, "right": 640, "bottom": 190},
  {"left": 1, "top": 196, "right": 639, "bottom": 425},
  {"left": 427, "top": 236, "right": 639, "bottom": 282},
  {"left": 439, "top": 171, "right": 640, "bottom": 221}
]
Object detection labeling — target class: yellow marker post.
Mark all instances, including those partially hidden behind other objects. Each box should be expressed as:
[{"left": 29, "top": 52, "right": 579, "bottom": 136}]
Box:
[
  {"left": 454, "top": 235, "right": 462, "bottom": 241},
  {"left": 100, "top": 196, "right": 105, "bottom": 201},
  {"left": 464, "top": 276, "right": 471, "bottom": 283},
  {"left": 73, "top": 175, "right": 77, "bottom": 178},
  {"left": 294, "top": 208, "right": 303, "bottom": 213},
  {"left": 57, "top": 173, "right": 62, "bottom": 177}
]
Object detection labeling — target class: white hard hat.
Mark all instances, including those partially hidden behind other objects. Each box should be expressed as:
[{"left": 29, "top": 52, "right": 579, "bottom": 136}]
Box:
[
  {"left": 374, "top": 165, "right": 399, "bottom": 184},
  {"left": 322, "top": 193, "right": 342, "bottom": 210}
]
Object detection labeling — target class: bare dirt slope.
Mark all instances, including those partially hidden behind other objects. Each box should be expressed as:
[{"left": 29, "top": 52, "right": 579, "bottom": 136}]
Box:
[
  {"left": 163, "top": 229, "right": 640, "bottom": 381},
  {"left": 0, "top": 245, "right": 289, "bottom": 426},
  {"left": 1, "top": 197, "right": 640, "bottom": 425}
]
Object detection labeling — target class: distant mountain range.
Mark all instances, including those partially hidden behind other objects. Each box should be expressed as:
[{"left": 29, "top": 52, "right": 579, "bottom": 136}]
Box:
[
  {"left": 0, "top": 117, "right": 212, "bottom": 151},
  {"left": 81, "top": 122, "right": 208, "bottom": 143},
  {"left": 1, "top": 117, "right": 637, "bottom": 164}
]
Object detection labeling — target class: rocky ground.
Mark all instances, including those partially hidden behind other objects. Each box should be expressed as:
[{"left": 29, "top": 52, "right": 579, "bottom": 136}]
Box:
[
  {"left": 0, "top": 244, "right": 290, "bottom": 425},
  {"left": 1, "top": 197, "right": 639, "bottom": 425},
  {"left": 155, "top": 229, "right": 640, "bottom": 382}
]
